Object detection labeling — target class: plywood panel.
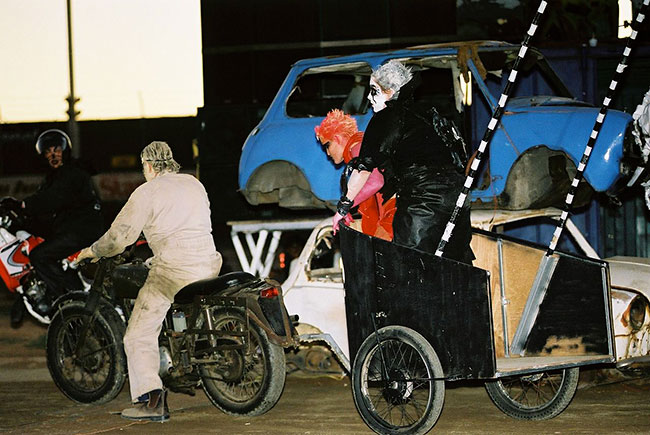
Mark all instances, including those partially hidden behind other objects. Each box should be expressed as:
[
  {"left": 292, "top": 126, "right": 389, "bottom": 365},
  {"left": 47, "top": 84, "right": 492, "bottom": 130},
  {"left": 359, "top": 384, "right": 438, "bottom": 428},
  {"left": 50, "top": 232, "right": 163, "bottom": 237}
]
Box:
[{"left": 471, "top": 233, "right": 546, "bottom": 357}]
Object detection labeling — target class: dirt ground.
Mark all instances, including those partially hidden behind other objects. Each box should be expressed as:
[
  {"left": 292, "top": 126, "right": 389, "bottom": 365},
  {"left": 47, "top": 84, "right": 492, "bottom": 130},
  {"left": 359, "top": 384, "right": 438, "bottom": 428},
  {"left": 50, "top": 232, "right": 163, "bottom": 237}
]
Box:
[{"left": 2, "top": 292, "right": 650, "bottom": 435}]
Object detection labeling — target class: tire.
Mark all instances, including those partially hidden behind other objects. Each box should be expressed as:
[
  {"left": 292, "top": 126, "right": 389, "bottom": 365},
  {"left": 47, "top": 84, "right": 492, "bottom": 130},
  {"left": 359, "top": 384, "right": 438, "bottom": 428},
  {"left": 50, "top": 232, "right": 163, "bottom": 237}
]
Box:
[
  {"left": 199, "top": 308, "right": 286, "bottom": 416},
  {"left": 485, "top": 367, "right": 579, "bottom": 420},
  {"left": 351, "top": 326, "right": 445, "bottom": 435},
  {"left": 46, "top": 301, "right": 127, "bottom": 404}
]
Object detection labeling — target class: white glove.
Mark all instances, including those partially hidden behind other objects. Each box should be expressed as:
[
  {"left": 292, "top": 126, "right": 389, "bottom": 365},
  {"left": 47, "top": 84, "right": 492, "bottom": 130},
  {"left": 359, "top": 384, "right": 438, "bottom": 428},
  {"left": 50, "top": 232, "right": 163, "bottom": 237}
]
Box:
[{"left": 76, "top": 246, "right": 98, "bottom": 263}]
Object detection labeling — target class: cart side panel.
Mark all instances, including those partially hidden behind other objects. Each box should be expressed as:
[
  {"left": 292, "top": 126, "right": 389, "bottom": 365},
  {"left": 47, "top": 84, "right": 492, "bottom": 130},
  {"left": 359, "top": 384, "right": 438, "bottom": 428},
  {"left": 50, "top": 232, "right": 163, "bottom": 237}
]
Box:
[
  {"left": 524, "top": 254, "right": 612, "bottom": 357},
  {"left": 341, "top": 225, "right": 496, "bottom": 380},
  {"left": 341, "top": 226, "right": 379, "bottom": 362}
]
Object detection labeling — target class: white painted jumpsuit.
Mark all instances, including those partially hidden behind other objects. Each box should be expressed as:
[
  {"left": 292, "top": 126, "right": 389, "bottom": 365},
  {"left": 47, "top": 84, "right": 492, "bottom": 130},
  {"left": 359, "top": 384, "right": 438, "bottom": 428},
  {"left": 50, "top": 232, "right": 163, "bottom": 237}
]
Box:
[{"left": 89, "top": 172, "right": 222, "bottom": 399}]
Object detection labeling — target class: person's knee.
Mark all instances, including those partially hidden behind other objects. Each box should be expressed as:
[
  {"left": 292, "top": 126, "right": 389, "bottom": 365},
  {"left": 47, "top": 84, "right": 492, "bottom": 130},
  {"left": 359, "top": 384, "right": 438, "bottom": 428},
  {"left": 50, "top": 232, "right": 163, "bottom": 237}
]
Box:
[
  {"left": 123, "top": 325, "right": 157, "bottom": 356},
  {"left": 29, "top": 246, "right": 47, "bottom": 267},
  {"left": 123, "top": 329, "right": 139, "bottom": 357}
]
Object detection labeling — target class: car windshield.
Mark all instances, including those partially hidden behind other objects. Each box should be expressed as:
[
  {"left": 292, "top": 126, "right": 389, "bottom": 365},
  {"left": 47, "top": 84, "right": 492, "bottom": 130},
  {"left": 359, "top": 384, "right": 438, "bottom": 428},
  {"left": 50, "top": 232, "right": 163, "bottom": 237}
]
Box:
[{"left": 306, "top": 227, "right": 342, "bottom": 282}]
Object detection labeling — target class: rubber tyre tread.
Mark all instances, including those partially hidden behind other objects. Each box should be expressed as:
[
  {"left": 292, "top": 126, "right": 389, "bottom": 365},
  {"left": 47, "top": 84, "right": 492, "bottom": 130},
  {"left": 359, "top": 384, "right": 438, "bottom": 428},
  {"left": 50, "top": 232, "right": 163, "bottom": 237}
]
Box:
[
  {"left": 46, "top": 300, "right": 127, "bottom": 404},
  {"left": 351, "top": 325, "right": 445, "bottom": 435},
  {"left": 485, "top": 367, "right": 579, "bottom": 420},
  {"left": 200, "top": 308, "right": 286, "bottom": 416}
]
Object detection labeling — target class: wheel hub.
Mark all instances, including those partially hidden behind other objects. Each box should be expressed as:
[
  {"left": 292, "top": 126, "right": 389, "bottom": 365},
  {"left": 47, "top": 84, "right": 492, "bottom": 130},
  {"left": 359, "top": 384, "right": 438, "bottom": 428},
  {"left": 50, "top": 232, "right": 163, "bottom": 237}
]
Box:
[
  {"left": 382, "top": 368, "right": 414, "bottom": 405},
  {"left": 214, "top": 349, "right": 245, "bottom": 382}
]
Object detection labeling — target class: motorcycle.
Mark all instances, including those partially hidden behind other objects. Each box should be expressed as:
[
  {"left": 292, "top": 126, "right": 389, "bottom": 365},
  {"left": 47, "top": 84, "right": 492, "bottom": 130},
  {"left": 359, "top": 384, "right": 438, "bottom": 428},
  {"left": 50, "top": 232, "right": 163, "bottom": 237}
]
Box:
[
  {"left": 0, "top": 197, "right": 90, "bottom": 325},
  {"left": 46, "top": 251, "right": 297, "bottom": 416}
]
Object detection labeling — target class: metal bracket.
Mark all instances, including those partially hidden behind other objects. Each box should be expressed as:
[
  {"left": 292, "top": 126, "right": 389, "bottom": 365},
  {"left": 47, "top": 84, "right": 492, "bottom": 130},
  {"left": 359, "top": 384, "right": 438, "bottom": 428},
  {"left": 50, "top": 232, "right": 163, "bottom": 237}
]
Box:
[
  {"left": 298, "top": 333, "right": 351, "bottom": 373},
  {"left": 228, "top": 218, "right": 326, "bottom": 277},
  {"left": 509, "top": 254, "right": 559, "bottom": 356}
]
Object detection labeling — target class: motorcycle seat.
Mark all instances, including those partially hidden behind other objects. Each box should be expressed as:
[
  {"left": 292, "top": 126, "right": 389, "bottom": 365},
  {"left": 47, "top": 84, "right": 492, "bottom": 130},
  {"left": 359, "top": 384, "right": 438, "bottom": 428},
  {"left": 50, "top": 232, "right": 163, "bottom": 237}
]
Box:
[{"left": 174, "top": 271, "right": 256, "bottom": 304}]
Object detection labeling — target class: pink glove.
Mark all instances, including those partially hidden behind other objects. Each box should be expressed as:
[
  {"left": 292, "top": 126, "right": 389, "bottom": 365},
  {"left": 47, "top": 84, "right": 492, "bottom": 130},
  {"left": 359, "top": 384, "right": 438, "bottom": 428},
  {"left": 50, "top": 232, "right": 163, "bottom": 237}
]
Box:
[
  {"left": 352, "top": 169, "right": 384, "bottom": 207},
  {"left": 332, "top": 212, "right": 353, "bottom": 234}
]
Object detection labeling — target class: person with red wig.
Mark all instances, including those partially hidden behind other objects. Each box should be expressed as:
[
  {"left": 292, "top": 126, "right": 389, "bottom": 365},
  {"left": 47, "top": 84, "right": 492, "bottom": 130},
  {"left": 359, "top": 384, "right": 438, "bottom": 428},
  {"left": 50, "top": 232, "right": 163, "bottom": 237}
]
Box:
[{"left": 315, "top": 109, "right": 395, "bottom": 240}]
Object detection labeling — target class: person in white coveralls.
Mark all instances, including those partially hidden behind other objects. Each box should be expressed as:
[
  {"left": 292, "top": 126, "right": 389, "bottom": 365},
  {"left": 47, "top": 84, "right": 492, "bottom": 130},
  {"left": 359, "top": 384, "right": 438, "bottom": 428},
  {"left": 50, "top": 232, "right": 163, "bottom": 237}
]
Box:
[{"left": 76, "top": 141, "right": 222, "bottom": 422}]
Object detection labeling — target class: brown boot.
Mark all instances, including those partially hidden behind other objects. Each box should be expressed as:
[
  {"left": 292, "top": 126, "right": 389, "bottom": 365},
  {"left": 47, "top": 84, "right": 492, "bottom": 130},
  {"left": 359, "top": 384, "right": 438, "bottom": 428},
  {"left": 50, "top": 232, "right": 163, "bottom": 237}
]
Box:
[{"left": 121, "top": 389, "right": 169, "bottom": 422}]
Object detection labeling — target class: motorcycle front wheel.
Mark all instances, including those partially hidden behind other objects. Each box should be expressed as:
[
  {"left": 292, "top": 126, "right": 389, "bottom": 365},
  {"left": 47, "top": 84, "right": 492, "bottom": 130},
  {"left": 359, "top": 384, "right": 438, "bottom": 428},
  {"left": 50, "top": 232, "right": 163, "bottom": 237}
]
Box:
[
  {"left": 198, "top": 308, "right": 286, "bottom": 416},
  {"left": 46, "top": 300, "right": 127, "bottom": 404}
]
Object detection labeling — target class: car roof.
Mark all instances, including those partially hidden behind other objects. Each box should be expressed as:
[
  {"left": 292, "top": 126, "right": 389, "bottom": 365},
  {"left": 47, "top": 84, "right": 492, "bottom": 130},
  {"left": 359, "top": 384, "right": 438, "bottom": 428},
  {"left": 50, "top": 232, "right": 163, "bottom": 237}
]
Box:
[{"left": 291, "top": 40, "right": 521, "bottom": 69}]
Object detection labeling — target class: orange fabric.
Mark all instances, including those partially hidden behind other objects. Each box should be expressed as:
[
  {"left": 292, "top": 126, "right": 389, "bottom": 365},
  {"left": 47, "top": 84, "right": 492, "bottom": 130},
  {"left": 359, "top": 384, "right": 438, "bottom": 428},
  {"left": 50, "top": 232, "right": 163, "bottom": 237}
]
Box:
[
  {"left": 342, "top": 132, "right": 364, "bottom": 163},
  {"left": 343, "top": 132, "right": 395, "bottom": 241}
]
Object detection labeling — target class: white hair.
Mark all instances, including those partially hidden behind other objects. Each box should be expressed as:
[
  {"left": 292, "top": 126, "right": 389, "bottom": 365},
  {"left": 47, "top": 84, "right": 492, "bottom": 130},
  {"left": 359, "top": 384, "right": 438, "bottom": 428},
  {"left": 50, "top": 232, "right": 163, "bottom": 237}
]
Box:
[
  {"left": 371, "top": 60, "right": 413, "bottom": 92},
  {"left": 140, "top": 141, "right": 181, "bottom": 174}
]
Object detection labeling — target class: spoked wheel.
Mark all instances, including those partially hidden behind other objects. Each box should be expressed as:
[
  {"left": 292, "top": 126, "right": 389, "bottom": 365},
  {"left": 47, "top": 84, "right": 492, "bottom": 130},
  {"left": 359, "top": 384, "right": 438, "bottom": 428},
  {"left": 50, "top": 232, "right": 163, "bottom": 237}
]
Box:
[
  {"left": 46, "top": 301, "right": 127, "bottom": 404},
  {"left": 351, "top": 326, "right": 445, "bottom": 435},
  {"left": 485, "top": 367, "right": 579, "bottom": 420},
  {"left": 198, "top": 308, "right": 286, "bottom": 416}
]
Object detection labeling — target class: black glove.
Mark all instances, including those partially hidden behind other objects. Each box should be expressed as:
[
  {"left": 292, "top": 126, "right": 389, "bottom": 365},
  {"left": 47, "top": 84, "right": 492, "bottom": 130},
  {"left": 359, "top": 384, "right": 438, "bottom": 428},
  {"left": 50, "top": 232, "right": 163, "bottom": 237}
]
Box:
[{"left": 336, "top": 196, "right": 353, "bottom": 217}]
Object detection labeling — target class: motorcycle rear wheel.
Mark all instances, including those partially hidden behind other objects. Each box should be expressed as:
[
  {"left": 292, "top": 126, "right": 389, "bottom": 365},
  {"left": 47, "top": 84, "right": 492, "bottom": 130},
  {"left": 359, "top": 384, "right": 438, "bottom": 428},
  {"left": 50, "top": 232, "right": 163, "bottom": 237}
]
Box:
[
  {"left": 198, "top": 308, "right": 286, "bottom": 416},
  {"left": 46, "top": 301, "right": 127, "bottom": 404}
]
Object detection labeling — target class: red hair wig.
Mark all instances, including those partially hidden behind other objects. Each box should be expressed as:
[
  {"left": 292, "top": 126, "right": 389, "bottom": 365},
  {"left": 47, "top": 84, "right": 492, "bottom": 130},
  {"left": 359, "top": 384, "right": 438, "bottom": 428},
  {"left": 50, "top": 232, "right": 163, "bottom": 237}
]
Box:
[{"left": 314, "top": 109, "right": 358, "bottom": 145}]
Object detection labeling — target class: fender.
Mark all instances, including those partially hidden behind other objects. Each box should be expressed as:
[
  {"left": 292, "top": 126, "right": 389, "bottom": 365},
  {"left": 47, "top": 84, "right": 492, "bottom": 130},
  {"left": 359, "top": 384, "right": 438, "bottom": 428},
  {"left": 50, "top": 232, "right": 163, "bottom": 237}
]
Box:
[
  {"left": 51, "top": 291, "right": 92, "bottom": 312},
  {"left": 51, "top": 290, "right": 119, "bottom": 318}
]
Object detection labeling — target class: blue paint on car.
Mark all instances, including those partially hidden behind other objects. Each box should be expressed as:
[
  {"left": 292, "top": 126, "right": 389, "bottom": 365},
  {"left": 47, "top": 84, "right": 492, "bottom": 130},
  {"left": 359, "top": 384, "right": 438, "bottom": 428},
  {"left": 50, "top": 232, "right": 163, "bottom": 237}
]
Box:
[{"left": 239, "top": 41, "right": 639, "bottom": 210}]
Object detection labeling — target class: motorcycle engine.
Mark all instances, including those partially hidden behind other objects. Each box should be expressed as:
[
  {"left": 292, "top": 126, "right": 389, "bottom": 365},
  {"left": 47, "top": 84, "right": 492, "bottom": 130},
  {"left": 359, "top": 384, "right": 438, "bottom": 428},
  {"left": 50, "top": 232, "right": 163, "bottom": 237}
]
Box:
[{"left": 22, "top": 275, "right": 50, "bottom": 315}]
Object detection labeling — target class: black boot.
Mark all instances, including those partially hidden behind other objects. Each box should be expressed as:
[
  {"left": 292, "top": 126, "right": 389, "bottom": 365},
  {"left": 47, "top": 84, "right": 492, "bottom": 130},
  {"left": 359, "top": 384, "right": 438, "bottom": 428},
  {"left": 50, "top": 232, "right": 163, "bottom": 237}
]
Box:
[{"left": 10, "top": 297, "right": 25, "bottom": 328}]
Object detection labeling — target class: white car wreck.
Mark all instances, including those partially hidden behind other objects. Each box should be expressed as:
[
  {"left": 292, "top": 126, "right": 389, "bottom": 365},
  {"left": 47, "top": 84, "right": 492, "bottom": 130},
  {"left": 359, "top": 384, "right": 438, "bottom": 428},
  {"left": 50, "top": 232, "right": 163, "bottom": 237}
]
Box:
[{"left": 282, "top": 208, "right": 650, "bottom": 372}]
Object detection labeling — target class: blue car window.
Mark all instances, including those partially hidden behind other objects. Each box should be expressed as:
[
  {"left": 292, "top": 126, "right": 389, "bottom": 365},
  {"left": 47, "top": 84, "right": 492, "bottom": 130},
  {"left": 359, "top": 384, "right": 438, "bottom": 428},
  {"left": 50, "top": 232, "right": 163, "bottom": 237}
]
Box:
[
  {"left": 287, "top": 72, "right": 370, "bottom": 118},
  {"left": 411, "top": 66, "right": 459, "bottom": 123}
]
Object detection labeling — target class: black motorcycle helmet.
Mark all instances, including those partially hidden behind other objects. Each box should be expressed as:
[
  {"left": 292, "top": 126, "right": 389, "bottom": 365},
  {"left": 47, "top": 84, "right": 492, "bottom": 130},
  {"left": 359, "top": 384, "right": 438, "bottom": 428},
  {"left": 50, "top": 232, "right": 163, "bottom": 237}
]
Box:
[{"left": 35, "top": 129, "right": 72, "bottom": 156}]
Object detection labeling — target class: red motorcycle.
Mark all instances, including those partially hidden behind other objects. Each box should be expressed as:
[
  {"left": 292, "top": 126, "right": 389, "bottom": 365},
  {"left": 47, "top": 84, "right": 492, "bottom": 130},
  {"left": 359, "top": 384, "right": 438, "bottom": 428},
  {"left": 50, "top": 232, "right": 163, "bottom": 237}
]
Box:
[{"left": 0, "top": 197, "right": 89, "bottom": 325}]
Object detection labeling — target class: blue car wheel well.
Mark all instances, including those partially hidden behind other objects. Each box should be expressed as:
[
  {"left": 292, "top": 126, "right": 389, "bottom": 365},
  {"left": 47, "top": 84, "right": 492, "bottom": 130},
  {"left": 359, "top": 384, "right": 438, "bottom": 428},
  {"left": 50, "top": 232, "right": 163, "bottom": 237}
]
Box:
[
  {"left": 499, "top": 146, "right": 593, "bottom": 209},
  {"left": 242, "top": 160, "right": 331, "bottom": 209}
]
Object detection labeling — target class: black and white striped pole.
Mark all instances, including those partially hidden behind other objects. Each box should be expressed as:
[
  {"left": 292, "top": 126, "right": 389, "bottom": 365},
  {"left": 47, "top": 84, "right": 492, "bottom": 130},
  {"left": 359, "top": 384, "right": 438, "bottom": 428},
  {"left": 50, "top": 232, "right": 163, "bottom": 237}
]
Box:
[
  {"left": 546, "top": 0, "right": 649, "bottom": 256},
  {"left": 435, "top": 0, "right": 549, "bottom": 258},
  {"left": 510, "top": 0, "right": 650, "bottom": 356}
]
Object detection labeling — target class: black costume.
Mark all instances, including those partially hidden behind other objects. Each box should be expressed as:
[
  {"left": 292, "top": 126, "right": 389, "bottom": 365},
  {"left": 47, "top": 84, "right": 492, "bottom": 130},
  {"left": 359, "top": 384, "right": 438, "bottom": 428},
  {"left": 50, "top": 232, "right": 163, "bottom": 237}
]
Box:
[
  {"left": 357, "top": 75, "right": 474, "bottom": 264},
  {"left": 23, "top": 161, "right": 104, "bottom": 302}
]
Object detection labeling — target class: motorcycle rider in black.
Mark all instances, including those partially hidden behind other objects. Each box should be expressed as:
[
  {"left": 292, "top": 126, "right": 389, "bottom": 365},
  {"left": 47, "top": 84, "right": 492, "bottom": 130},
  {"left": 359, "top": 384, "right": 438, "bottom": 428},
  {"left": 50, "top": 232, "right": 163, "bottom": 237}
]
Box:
[{"left": 14, "top": 129, "right": 104, "bottom": 323}]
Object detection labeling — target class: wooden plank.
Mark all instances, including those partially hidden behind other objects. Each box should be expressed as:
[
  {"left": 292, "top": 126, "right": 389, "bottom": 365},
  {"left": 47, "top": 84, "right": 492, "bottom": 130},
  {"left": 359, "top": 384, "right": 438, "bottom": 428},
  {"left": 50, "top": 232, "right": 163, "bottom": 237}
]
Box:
[{"left": 496, "top": 354, "right": 611, "bottom": 374}]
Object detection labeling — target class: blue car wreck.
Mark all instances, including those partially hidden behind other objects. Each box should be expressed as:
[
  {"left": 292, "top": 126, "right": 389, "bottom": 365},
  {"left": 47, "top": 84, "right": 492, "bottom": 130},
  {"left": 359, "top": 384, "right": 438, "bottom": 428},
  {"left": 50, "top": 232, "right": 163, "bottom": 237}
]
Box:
[{"left": 239, "top": 41, "right": 641, "bottom": 210}]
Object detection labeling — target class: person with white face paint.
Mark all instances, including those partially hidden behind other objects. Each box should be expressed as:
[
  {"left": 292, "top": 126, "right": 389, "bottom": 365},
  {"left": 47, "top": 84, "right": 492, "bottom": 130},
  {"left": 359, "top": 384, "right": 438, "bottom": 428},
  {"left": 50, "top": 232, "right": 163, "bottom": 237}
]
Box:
[
  {"left": 76, "top": 141, "right": 223, "bottom": 422},
  {"left": 335, "top": 60, "right": 474, "bottom": 263}
]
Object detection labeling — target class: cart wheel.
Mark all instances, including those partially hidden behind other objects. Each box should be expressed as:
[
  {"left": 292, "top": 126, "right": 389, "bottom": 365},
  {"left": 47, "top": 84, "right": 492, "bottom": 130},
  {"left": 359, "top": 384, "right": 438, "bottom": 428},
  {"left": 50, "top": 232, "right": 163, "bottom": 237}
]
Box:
[
  {"left": 485, "top": 367, "right": 579, "bottom": 420},
  {"left": 351, "top": 326, "right": 445, "bottom": 435}
]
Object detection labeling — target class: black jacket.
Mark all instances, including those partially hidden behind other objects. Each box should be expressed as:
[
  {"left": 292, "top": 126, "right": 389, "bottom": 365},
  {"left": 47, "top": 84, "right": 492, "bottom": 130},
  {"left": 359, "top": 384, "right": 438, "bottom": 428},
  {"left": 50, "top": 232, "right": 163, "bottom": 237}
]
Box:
[
  {"left": 358, "top": 74, "right": 458, "bottom": 199},
  {"left": 23, "top": 161, "right": 103, "bottom": 238}
]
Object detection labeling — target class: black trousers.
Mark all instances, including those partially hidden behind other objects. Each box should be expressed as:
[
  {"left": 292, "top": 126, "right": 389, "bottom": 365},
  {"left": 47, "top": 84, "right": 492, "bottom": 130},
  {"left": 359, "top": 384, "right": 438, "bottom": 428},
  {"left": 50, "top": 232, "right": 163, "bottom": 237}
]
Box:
[
  {"left": 393, "top": 172, "right": 474, "bottom": 265},
  {"left": 29, "top": 232, "right": 91, "bottom": 298}
]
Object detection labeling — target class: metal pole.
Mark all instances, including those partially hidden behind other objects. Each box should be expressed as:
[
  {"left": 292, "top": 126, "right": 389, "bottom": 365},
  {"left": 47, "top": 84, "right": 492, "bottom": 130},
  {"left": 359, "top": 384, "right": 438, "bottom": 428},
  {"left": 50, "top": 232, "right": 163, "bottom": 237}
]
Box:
[
  {"left": 435, "top": 0, "right": 550, "bottom": 258},
  {"left": 66, "top": 0, "right": 80, "bottom": 158}
]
